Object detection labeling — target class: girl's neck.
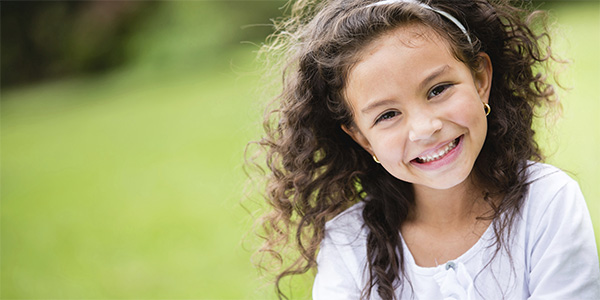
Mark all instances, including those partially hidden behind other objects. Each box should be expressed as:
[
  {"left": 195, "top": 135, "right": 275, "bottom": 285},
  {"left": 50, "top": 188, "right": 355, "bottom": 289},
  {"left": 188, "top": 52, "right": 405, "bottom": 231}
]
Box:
[{"left": 408, "top": 175, "right": 487, "bottom": 229}]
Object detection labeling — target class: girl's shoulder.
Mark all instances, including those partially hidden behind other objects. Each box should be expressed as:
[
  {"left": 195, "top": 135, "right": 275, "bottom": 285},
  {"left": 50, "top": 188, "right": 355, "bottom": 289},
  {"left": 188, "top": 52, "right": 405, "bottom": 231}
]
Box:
[
  {"left": 522, "top": 161, "right": 585, "bottom": 222},
  {"left": 525, "top": 161, "right": 580, "bottom": 200},
  {"left": 324, "top": 201, "right": 368, "bottom": 243},
  {"left": 525, "top": 161, "right": 573, "bottom": 184}
]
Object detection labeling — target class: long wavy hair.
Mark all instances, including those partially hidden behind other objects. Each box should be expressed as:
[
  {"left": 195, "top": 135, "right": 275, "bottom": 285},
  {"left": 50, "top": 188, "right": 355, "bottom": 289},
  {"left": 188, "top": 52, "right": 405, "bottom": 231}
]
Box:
[{"left": 248, "top": 0, "right": 561, "bottom": 299}]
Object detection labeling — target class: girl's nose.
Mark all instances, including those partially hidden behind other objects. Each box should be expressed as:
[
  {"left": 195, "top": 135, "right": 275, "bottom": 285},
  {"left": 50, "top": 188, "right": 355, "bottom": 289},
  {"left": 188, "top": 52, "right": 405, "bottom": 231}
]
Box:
[{"left": 408, "top": 116, "right": 443, "bottom": 142}]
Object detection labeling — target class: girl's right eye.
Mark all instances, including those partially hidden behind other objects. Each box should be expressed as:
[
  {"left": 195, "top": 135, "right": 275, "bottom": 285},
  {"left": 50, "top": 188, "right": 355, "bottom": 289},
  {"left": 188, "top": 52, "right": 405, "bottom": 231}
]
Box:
[
  {"left": 428, "top": 83, "right": 453, "bottom": 99},
  {"left": 375, "top": 111, "right": 400, "bottom": 125}
]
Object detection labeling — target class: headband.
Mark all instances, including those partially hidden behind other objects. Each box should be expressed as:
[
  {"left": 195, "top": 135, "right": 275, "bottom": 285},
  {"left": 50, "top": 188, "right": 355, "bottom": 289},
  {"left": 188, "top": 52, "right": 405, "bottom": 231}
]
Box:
[{"left": 366, "top": 0, "right": 473, "bottom": 46}]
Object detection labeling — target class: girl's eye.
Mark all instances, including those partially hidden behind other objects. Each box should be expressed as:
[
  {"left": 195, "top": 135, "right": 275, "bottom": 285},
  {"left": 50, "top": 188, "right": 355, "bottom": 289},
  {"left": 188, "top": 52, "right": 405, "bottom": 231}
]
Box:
[
  {"left": 428, "top": 84, "right": 453, "bottom": 99},
  {"left": 375, "top": 111, "right": 400, "bottom": 124}
]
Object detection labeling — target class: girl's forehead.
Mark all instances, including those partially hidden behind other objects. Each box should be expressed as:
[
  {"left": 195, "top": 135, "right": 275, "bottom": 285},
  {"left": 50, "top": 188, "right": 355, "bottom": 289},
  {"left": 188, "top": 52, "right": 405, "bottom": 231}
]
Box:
[{"left": 355, "top": 23, "right": 452, "bottom": 64}]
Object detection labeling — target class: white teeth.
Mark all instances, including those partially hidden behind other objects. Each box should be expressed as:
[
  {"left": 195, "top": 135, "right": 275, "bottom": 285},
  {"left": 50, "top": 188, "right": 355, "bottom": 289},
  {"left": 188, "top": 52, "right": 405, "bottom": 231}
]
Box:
[{"left": 417, "top": 138, "right": 458, "bottom": 163}]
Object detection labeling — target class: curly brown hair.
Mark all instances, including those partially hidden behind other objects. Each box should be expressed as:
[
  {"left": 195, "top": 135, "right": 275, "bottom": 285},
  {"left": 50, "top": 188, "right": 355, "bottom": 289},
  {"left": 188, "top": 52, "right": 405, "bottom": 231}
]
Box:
[{"left": 248, "top": 0, "right": 561, "bottom": 299}]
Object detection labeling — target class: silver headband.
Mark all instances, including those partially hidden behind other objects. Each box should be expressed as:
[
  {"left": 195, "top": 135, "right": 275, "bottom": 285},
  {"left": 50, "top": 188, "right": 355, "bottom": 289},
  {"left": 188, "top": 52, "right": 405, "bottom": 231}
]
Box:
[{"left": 366, "top": 0, "right": 473, "bottom": 46}]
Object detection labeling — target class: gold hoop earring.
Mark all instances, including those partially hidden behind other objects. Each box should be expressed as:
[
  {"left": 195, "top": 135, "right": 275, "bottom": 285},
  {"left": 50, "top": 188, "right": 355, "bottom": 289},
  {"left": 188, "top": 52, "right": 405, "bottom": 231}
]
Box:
[
  {"left": 373, "top": 155, "right": 380, "bottom": 164},
  {"left": 483, "top": 103, "right": 491, "bottom": 116}
]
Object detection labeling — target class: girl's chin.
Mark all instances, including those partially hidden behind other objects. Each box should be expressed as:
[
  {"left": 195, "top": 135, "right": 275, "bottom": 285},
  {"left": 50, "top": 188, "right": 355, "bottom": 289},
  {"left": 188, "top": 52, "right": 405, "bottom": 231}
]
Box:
[
  {"left": 392, "top": 166, "right": 474, "bottom": 191},
  {"left": 416, "top": 175, "right": 471, "bottom": 191}
]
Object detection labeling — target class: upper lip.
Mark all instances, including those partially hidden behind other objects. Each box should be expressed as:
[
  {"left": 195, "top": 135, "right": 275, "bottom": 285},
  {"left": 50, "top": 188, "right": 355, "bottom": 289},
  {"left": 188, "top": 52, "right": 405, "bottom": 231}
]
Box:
[{"left": 409, "top": 136, "right": 460, "bottom": 162}]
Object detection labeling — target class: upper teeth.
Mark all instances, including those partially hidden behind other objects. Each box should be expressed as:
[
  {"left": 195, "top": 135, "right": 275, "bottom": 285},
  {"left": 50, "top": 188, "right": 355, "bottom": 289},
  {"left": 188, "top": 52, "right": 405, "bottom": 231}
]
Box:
[{"left": 418, "top": 139, "right": 458, "bottom": 163}]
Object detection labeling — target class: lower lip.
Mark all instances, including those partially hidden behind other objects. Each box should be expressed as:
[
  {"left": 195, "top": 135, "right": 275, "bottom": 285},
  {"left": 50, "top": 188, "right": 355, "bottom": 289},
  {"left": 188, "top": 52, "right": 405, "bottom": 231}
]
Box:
[{"left": 410, "top": 135, "right": 463, "bottom": 170}]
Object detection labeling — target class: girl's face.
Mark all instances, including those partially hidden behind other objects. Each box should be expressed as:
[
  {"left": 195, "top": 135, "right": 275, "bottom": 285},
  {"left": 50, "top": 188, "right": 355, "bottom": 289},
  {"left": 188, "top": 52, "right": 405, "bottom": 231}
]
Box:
[{"left": 343, "top": 24, "right": 492, "bottom": 193}]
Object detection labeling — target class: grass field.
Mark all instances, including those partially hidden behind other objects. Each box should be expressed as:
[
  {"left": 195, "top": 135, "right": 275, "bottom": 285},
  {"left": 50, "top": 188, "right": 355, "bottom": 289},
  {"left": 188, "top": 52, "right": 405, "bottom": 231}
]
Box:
[{"left": 1, "top": 2, "right": 598, "bottom": 299}]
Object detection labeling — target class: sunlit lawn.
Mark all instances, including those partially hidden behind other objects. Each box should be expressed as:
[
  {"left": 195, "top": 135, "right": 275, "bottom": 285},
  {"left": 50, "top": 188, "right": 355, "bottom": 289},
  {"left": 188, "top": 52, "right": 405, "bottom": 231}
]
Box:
[
  {"left": 1, "top": 47, "right": 276, "bottom": 298},
  {"left": 1, "top": 2, "right": 598, "bottom": 299}
]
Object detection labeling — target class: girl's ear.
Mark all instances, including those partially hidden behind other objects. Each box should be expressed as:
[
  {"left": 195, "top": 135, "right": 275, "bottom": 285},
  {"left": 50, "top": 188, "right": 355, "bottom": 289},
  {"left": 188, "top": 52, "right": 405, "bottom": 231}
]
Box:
[
  {"left": 474, "top": 52, "right": 493, "bottom": 104},
  {"left": 341, "top": 125, "right": 374, "bottom": 155}
]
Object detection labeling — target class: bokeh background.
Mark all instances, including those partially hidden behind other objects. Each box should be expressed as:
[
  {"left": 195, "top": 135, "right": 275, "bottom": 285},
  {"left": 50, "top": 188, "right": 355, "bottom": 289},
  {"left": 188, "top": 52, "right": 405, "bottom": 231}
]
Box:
[{"left": 1, "top": 1, "right": 598, "bottom": 299}]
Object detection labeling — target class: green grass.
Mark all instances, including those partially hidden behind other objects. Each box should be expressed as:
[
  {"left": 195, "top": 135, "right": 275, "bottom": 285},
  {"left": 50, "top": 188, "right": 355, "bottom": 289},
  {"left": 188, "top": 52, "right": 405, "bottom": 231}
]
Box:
[
  {"left": 1, "top": 47, "right": 271, "bottom": 298},
  {"left": 540, "top": 2, "right": 600, "bottom": 246},
  {"left": 1, "top": 2, "right": 598, "bottom": 299}
]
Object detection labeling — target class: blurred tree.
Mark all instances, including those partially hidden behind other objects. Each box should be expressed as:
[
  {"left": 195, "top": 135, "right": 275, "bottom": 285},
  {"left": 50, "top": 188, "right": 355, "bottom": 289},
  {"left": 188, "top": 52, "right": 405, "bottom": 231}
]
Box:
[
  {"left": 1, "top": 1, "right": 158, "bottom": 88},
  {"left": 122, "top": 1, "right": 284, "bottom": 72},
  {"left": 1, "top": 1, "right": 283, "bottom": 89}
]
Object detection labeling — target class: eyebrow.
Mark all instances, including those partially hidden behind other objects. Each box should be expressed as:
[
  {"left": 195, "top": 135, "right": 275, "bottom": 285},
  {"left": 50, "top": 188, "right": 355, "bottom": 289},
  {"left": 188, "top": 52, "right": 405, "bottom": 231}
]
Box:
[
  {"left": 418, "top": 64, "right": 451, "bottom": 92},
  {"left": 360, "top": 99, "right": 398, "bottom": 115},
  {"left": 359, "top": 64, "right": 451, "bottom": 115}
]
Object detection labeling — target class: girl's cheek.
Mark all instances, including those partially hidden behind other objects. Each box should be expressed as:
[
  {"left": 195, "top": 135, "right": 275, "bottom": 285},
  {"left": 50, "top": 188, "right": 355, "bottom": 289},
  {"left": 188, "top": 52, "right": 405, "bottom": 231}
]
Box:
[
  {"left": 448, "top": 100, "right": 481, "bottom": 124},
  {"left": 375, "top": 130, "right": 406, "bottom": 156}
]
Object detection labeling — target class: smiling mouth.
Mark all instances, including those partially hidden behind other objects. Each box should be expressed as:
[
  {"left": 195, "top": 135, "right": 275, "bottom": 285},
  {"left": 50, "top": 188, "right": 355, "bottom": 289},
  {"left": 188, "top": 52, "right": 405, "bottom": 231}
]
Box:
[{"left": 413, "top": 136, "right": 461, "bottom": 164}]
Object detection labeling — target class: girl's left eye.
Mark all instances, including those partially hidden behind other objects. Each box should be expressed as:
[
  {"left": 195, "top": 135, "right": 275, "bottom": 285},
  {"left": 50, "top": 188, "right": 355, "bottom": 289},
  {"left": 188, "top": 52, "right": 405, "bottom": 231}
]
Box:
[
  {"left": 428, "top": 84, "right": 453, "bottom": 99},
  {"left": 374, "top": 111, "right": 400, "bottom": 125}
]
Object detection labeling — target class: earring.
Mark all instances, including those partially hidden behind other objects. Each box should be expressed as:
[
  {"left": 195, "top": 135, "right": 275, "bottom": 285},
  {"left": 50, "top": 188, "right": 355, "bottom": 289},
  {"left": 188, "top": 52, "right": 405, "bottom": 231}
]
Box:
[
  {"left": 483, "top": 103, "right": 491, "bottom": 116},
  {"left": 373, "top": 155, "right": 380, "bottom": 164}
]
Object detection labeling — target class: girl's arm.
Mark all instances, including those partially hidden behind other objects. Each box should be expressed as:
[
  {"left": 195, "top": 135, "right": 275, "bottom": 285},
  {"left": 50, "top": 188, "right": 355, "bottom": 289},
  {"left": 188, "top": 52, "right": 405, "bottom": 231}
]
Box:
[
  {"left": 312, "top": 231, "right": 363, "bottom": 299},
  {"left": 527, "top": 179, "right": 600, "bottom": 299}
]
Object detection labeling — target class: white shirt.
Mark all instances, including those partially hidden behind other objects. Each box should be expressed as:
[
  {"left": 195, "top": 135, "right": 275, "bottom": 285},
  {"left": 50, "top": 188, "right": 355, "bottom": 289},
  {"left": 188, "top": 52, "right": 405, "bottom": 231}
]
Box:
[{"left": 313, "top": 163, "right": 600, "bottom": 299}]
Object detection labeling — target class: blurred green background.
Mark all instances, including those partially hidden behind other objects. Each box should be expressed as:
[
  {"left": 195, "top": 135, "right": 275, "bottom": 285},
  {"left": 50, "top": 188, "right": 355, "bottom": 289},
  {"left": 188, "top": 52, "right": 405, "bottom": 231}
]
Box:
[{"left": 1, "top": 1, "right": 598, "bottom": 299}]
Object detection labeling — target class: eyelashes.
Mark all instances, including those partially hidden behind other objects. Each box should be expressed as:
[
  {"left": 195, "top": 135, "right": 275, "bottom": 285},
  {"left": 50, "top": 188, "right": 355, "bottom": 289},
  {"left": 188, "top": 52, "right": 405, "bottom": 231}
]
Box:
[
  {"left": 428, "top": 83, "right": 453, "bottom": 99},
  {"left": 374, "top": 110, "right": 400, "bottom": 124},
  {"left": 372, "top": 83, "right": 454, "bottom": 126}
]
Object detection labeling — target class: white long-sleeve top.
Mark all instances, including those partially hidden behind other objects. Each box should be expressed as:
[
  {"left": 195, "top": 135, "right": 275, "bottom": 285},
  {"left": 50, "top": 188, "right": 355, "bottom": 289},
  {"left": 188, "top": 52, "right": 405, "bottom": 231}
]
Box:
[{"left": 313, "top": 163, "right": 600, "bottom": 299}]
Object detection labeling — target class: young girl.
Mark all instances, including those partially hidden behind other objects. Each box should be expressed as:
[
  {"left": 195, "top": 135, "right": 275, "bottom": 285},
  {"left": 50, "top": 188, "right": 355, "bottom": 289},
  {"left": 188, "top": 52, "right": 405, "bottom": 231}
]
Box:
[{"left": 251, "top": 0, "right": 600, "bottom": 299}]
